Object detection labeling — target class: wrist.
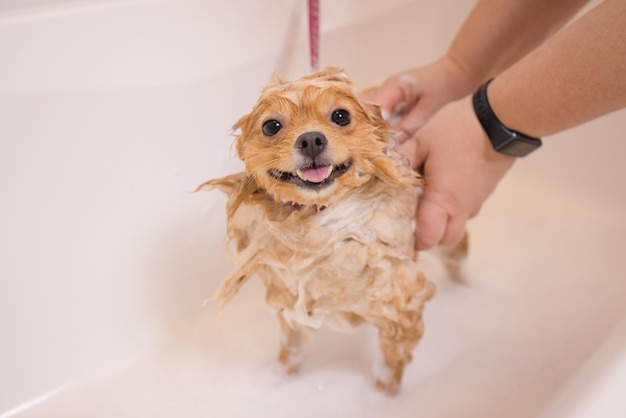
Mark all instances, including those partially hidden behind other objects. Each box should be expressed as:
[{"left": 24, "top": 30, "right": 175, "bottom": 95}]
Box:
[
  {"left": 460, "top": 96, "right": 515, "bottom": 167},
  {"left": 434, "top": 54, "right": 482, "bottom": 100},
  {"left": 443, "top": 51, "right": 484, "bottom": 93}
]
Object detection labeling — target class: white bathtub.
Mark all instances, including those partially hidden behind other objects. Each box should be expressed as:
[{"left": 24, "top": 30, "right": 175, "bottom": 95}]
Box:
[{"left": 1, "top": 1, "right": 625, "bottom": 417}]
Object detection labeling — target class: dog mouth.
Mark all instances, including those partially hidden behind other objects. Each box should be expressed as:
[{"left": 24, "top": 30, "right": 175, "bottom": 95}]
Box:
[{"left": 268, "top": 160, "right": 352, "bottom": 189}]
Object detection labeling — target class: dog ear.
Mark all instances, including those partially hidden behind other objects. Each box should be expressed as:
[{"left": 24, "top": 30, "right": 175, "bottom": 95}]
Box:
[
  {"left": 361, "top": 96, "right": 401, "bottom": 144},
  {"left": 316, "top": 66, "right": 351, "bottom": 84},
  {"left": 360, "top": 99, "right": 387, "bottom": 130},
  {"left": 232, "top": 113, "right": 251, "bottom": 160},
  {"left": 268, "top": 73, "right": 287, "bottom": 88}
]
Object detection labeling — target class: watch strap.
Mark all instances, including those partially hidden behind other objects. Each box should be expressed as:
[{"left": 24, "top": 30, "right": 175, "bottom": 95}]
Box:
[{"left": 472, "top": 79, "right": 542, "bottom": 157}]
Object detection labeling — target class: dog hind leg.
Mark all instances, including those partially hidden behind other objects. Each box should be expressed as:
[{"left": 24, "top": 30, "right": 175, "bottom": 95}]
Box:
[
  {"left": 437, "top": 230, "right": 469, "bottom": 280},
  {"left": 277, "top": 312, "right": 305, "bottom": 374}
]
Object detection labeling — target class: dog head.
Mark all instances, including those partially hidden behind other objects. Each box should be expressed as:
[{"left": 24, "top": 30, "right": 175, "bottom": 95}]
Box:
[{"left": 232, "top": 67, "right": 401, "bottom": 208}]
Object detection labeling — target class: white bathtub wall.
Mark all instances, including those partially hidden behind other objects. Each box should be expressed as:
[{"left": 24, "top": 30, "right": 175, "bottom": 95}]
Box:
[
  {"left": 0, "top": 0, "right": 476, "bottom": 413},
  {"left": 0, "top": 0, "right": 450, "bottom": 94},
  {"left": 2, "top": 0, "right": 626, "bottom": 417}
]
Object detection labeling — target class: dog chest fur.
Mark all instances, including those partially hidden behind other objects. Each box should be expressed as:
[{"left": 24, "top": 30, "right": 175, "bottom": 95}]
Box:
[{"left": 208, "top": 171, "right": 433, "bottom": 335}]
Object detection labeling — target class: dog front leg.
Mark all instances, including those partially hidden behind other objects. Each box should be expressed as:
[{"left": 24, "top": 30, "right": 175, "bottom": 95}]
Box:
[
  {"left": 277, "top": 312, "right": 304, "bottom": 374},
  {"left": 374, "top": 315, "right": 424, "bottom": 395}
]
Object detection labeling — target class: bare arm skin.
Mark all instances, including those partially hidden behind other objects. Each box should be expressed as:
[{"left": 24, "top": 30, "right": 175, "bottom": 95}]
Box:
[
  {"left": 368, "top": 0, "right": 591, "bottom": 141},
  {"left": 489, "top": 0, "right": 626, "bottom": 138},
  {"left": 371, "top": 0, "right": 626, "bottom": 250},
  {"left": 411, "top": 0, "right": 626, "bottom": 250},
  {"left": 448, "top": 0, "right": 591, "bottom": 84}
]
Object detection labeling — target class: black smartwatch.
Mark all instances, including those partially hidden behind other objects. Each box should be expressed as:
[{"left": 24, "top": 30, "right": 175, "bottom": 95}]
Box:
[{"left": 472, "top": 79, "right": 542, "bottom": 157}]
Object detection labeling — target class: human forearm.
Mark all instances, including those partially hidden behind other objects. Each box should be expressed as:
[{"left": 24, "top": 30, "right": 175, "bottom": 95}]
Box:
[
  {"left": 367, "top": 0, "right": 597, "bottom": 148},
  {"left": 448, "top": 0, "right": 590, "bottom": 84},
  {"left": 488, "top": 0, "right": 626, "bottom": 138}
]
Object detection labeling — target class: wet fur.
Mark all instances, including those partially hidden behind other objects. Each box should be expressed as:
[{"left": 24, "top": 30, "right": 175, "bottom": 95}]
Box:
[{"left": 198, "top": 67, "right": 467, "bottom": 394}]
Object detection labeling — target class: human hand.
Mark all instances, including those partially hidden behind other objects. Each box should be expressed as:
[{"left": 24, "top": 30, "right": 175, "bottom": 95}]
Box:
[
  {"left": 399, "top": 96, "right": 516, "bottom": 250},
  {"left": 366, "top": 55, "right": 479, "bottom": 143}
]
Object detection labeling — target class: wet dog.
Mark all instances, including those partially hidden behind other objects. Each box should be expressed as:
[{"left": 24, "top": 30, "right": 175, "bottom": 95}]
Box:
[{"left": 198, "top": 67, "right": 466, "bottom": 394}]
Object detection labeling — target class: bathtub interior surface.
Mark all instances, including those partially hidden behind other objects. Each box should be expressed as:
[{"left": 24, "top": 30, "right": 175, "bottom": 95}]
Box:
[
  {"left": 1, "top": 0, "right": 626, "bottom": 417},
  {"left": 14, "top": 146, "right": 626, "bottom": 418}
]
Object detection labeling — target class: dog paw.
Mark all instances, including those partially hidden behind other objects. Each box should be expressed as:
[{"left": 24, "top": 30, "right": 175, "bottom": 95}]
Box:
[
  {"left": 443, "top": 259, "right": 466, "bottom": 281},
  {"left": 375, "top": 378, "right": 400, "bottom": 396},
  {"left": 281, "top": 361, "right": 302, "bottom": 375},
  {"left": 372, "top": 358, "right": 402, "bottom": 395},
  {"left": 278, "top": 347, "right": 303, "bottom": 375}
]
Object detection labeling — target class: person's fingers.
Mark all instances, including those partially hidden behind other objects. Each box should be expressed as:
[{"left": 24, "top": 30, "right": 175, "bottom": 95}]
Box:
[
  {"left": 367, "top": 74, "right": 421, "bottom": 124},
  {"left": 365, "top": 83, "right": 406, "bottom": 117},
  {"left": 396, "top": 136, "right": 425, "bottom": 170},
  {"left": 395, "top": 102, "right": 433, "bottom": 144},
  {"left": 440, "top": 213, "right": 466, "bottom": 248},
  {"left": 415, "top": 195, "right": 467, "bottom": 250},
  {"left": 415, "top": 196, "right": 448, "bottom": 251}
]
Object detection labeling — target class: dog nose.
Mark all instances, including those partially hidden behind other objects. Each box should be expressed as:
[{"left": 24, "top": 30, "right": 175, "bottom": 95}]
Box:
[{"left": 295, "top": 131, "right": 327, "bottom": 160}]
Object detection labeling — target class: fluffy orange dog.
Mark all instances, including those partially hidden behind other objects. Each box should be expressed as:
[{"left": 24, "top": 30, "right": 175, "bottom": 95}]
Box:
[{"left": 198, "top": 67, "right": 466, "bottom": 394}]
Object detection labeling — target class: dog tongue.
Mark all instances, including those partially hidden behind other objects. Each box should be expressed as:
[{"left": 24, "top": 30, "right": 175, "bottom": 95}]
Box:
[{"left": 300, "top": 166, "right": 330, "bottom": 183}]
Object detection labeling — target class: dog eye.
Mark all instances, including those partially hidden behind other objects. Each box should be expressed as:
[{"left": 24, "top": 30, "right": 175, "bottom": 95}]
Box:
[
  {"left": 331, "top": 109, "right": 351, "bottom": 126},
  {"left": 262, "top": 120, "right": 282, "bottom": 136}
]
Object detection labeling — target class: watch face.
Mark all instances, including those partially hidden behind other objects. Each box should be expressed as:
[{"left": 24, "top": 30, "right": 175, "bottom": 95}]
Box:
[{"left": 497, "top": 134, "right": 542, "bottom": 157}]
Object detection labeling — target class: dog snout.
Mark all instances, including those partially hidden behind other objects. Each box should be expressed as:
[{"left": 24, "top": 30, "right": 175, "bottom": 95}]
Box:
[{"left": 295, "top": 131, "right": 327, "bottom": 160}]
